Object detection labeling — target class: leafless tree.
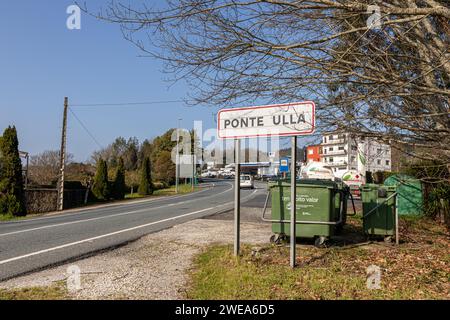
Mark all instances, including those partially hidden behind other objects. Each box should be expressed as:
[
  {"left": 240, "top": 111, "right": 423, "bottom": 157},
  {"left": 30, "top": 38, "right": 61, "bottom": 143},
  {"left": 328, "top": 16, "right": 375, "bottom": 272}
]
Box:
[
  {"left": 29, "top": 150, "right": 74, "bottom": 186},
  {"left": 83, "top": 0, "right": 449, "bottom": 174}
]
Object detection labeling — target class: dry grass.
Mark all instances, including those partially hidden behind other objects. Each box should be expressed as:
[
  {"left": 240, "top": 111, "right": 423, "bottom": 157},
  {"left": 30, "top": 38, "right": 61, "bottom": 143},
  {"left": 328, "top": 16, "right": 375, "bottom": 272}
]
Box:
[
  {"left": 187, "top": 216, "right": 450, "bottom": 300},
  {"left": 0, "top": 282, "right": 68, "bottom": 300}
]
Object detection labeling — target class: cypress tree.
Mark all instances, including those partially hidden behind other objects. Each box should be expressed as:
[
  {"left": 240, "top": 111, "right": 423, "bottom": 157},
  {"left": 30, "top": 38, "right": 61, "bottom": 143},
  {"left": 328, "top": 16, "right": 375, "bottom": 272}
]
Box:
[
  {"left": 0, "top": 126, "right": 26, "bottom": 216},
  {"left": 92, "top": 159, "right": 110, "bottom": 200},
  {"left": 138, "top": 157, "right": 153, "bottom": 196},
  {"left": 113, "top": 157, "right": 126, "bottom": 200}
]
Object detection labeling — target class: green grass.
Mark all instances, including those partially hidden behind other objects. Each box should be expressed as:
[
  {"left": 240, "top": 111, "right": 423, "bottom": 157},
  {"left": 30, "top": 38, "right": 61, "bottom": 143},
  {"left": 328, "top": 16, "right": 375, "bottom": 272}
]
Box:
[
  {"left": 0, "top": 283, "right": 68, "bottom": 300},
  {"left": 0, "top": 214, "right": 37, "bottom": 222},
  {"left": 187, "top": 217, "right": 450, "bottom": 300}
]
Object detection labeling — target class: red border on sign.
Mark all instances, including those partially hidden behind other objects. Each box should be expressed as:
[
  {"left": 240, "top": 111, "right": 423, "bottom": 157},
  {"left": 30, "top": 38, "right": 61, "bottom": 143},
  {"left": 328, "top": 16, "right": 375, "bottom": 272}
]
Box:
[{"left": 217, "top": 101, "right": 315, "bottom": 139}]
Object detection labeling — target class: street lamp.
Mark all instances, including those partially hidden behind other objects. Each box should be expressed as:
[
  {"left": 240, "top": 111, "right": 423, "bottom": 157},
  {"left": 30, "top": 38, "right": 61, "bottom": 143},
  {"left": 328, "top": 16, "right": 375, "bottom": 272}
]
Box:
[{"left": 176, "top": 118, "right": 182, "bottom": 193}]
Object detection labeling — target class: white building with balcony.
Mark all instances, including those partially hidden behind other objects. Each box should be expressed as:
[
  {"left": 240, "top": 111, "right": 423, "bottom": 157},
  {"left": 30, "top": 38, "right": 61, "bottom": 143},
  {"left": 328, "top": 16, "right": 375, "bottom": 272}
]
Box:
[{"left": 320, "top": 132, "right": 391, "bottom": 178}]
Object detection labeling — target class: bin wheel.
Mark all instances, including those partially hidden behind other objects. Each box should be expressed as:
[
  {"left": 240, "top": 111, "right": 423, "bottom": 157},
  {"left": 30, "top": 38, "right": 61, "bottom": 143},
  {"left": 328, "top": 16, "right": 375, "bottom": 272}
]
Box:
[
  {"left": 270, "top": 234, "right": 285, "bottom": 245},
  {"left": 314, "top": 236, "right": 328, "bottom": 248},
  {"left": 384, "top": 236, "right": 393, "bottom": 243}
]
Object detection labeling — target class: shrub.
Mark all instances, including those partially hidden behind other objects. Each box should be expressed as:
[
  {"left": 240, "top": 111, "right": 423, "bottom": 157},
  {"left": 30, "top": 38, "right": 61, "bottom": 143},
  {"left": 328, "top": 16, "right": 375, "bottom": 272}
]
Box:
[
  {"left": 0, "top": 126, "right": 26, "bottom": 216},
  {"left": 138, "top": 157, "right": 154, "bottom": 195},
  {"left": 112, "top": 157, "right": 126, "bottom": 200},
  {"left": 92, "top": 159, "right": 110, "bottom": 200},
  {"left": 403, "top": 160, "right": 449, "bottom": 221}
]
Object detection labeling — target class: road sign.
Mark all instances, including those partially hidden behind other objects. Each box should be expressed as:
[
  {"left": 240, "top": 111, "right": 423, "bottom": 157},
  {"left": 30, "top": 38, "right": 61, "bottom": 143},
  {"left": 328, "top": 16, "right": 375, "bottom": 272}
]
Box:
[
  {"left": 279, "top": 158, "right": 289, "bottom": 173},
  {"left": 217, "top": 101, "right": 315, "bottom": 139},
  {"left": 217, "top": 101, "right": 315, "bottom": 266},
  {"left": 179, "top": 155, "right": 197, "bottom": 178}
]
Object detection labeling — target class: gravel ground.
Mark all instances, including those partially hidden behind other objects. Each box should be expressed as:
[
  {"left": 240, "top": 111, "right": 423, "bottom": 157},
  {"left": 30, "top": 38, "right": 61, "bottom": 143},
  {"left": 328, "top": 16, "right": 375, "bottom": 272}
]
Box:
[{"left": 0, "top": 215, "right": 272, "bottom": 300}]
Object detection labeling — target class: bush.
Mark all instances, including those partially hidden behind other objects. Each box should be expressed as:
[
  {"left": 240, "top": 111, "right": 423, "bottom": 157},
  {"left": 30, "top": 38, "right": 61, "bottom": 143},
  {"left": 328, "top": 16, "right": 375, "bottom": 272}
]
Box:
[
  {"left": 92, "top": 159, "right": 110, "bottom": 201},
  {"left": 112, "top": 158, "right": 126, "bottom": 200},
  {"left": 138, "top": 157, "right": 154, "bottom": 195},
  {"left": 403, "top": 160, "right": 450, "bottom": 221},
  {"left": 0, "top": 194, "right": 21, "bottom": 216},
  {"left": 0, "top": 126, "right": 26, "bottom": 216},
  {"left": 153, "top": 182, "right": 165, "bottom": 190},
  {"left": 373, "top": 171, "right": 384, "bottom": 184}
]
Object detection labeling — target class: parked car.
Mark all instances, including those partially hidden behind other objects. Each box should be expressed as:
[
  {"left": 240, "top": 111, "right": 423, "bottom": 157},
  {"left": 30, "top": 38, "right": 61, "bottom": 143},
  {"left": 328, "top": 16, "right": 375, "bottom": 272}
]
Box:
[{"left": 240, "top": 174, "right": 254, "bottom": 189}]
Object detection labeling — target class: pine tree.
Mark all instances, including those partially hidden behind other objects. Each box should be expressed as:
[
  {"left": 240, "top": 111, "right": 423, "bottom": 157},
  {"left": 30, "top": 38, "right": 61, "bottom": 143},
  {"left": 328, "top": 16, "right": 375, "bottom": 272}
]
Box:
[
  {"left": 138, "top": 157, "right": 153, "bottom": 196},
  {"left": 113, "top": 157, "right": 126, "bottom": 200},
  {"left": 0, "top": 126, "right": 26, "bottom": 216},
  {"left": 92, "top": 159, "right": 110, "bottom": 200}
]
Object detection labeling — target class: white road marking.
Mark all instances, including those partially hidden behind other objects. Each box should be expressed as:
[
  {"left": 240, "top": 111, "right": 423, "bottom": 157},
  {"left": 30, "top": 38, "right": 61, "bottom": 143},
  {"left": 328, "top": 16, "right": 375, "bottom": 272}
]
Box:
[
  {"left": 0, "top": 182, "right": 233, "bottom": 237},
  {"left": 1, "top": 183, "right": 217, "bottom": 225},
  {"left": 0, "top": 188, "right": 258, "bottom": 265}
]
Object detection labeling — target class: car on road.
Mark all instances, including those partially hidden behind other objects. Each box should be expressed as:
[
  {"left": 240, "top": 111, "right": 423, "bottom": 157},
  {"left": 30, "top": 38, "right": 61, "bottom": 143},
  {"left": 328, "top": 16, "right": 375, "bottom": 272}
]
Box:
[
  {"left": 201, "top": 171, "right": 218, "bottom": 178},
  {"left": 240, "top": 174, "right": 254, "bottom": 189}
]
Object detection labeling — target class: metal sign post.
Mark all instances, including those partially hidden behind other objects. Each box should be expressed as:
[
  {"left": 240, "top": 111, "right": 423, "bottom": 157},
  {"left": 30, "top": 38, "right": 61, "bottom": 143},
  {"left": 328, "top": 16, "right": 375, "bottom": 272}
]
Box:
[
  {"left": 395, "top": 194, "right": 399, "bottom": 246},
  {"left": 290, "top": 136, "right": 297, "bottom": 268},
  {"left": 192, "top": 152, "right": 195, "bottom": 191},
  {"left": 234, "top": 139, "right": 241, "bottom": 256},
  {"left": 175, "top": 118, "right": 181, "bottom": 193}
]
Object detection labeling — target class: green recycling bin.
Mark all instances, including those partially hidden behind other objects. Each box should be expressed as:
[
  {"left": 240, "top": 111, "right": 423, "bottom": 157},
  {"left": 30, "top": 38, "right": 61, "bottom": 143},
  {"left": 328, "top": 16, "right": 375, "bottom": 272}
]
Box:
[
  {"left": 384, "top": 175, "right": 423, "bottom": 216},
  {"left": 269, "top": 179, "right": 348, "bottom": 243},
  {"left": 361, "top": 184, "right": 397, "bottom": 237}
]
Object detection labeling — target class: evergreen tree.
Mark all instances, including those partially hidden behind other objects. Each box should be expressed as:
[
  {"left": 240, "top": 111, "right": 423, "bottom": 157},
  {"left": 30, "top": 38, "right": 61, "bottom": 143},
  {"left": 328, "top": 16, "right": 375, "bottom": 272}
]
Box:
[
  {"left": 0, "top": 126, "right": 26, "bottom": 216},
  {"left": 113, "top": 157, "right": 126, "bottom": 200},
  {"left": 92, "top": 159, "right": 110, "bottom": 200},
  {"left": 138, "top": 157, "right": 153, "bottom": 195}
]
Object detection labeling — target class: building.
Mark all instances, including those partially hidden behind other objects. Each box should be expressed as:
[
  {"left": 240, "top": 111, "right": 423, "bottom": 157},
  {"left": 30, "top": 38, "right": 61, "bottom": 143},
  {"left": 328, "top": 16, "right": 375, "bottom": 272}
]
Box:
[
  {"left": 305, "top": 145, "right": 322, "bottom": 163},
  {"left": 320, "top": 132, "right": 392, "bottom": 178}
]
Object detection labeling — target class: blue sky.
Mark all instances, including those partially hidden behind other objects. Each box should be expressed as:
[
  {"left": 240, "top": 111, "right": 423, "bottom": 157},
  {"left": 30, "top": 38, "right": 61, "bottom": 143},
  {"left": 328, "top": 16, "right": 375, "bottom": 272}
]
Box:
[{"left": 0, "top": 1, "right": 220, "bottom": 161}]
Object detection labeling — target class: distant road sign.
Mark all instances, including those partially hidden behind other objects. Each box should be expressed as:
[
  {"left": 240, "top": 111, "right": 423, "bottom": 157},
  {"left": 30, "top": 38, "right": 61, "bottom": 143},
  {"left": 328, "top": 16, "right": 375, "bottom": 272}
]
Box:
[
  {"left": 279, "top": 158, "right": 289, "bottom": 173},
  {"left": 179, "top": 155, "right": 197, "bottom": 178},
  {"left": 217, "top": 101, "right": 315, "bottom": 139}
]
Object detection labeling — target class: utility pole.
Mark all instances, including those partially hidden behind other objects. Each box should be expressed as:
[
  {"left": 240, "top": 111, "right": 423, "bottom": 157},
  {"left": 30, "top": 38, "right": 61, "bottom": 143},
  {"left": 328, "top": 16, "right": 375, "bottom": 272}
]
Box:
[{"left": 57, "top": 97, "right": 68, "bottom": 211}]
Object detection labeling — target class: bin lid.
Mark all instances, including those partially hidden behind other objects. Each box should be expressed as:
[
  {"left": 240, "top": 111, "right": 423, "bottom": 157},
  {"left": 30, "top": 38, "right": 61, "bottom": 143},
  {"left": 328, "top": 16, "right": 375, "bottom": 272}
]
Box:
[{"left": 269, "top": 178, "right": 339, "bottom": 189}]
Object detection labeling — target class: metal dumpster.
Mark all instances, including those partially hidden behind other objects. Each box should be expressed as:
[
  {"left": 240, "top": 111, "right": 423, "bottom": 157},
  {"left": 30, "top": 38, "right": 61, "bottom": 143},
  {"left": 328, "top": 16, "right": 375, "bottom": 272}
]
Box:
[
  {"left": 361, "top": 184, "right": 397, "bottom": 239},
  {"left": 268, "top": 179, "right": 349, "bottom": 246},
  {"left": 384, "top": 175, "right": 423, "bottom": 216}
]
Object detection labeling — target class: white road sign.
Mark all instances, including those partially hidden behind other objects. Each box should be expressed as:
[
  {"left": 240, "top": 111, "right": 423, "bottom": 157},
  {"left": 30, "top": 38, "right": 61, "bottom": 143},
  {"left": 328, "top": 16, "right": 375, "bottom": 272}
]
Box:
[
  {"left": 179, "top": 154, "right": 197, "bottom": 178},
  {"left": 217, "top": 101, "right": 315, "bottom": 139}
]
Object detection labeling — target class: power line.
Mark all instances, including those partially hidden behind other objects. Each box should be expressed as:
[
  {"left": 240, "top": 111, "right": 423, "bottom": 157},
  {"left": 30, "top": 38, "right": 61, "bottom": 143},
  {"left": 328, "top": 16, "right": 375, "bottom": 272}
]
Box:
[
  {"left": 68, "top": 107, "right": 104, "bottom": 150},
  {"left": 70, "top": 99, "right": 187, "bottom": 107}
]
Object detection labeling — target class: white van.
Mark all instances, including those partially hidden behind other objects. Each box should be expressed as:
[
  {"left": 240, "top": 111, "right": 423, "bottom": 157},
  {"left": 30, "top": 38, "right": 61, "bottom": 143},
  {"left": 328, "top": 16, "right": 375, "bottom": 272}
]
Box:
[{"left": 240, "top": 175, "right": 254, "bottom": 189}]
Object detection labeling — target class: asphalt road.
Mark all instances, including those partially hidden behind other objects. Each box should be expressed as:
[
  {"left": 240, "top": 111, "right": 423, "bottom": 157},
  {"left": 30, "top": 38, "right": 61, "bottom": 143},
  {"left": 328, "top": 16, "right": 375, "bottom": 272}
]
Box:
[{"left": 0, "top": 180, "right": 263, "bottom": 281}]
